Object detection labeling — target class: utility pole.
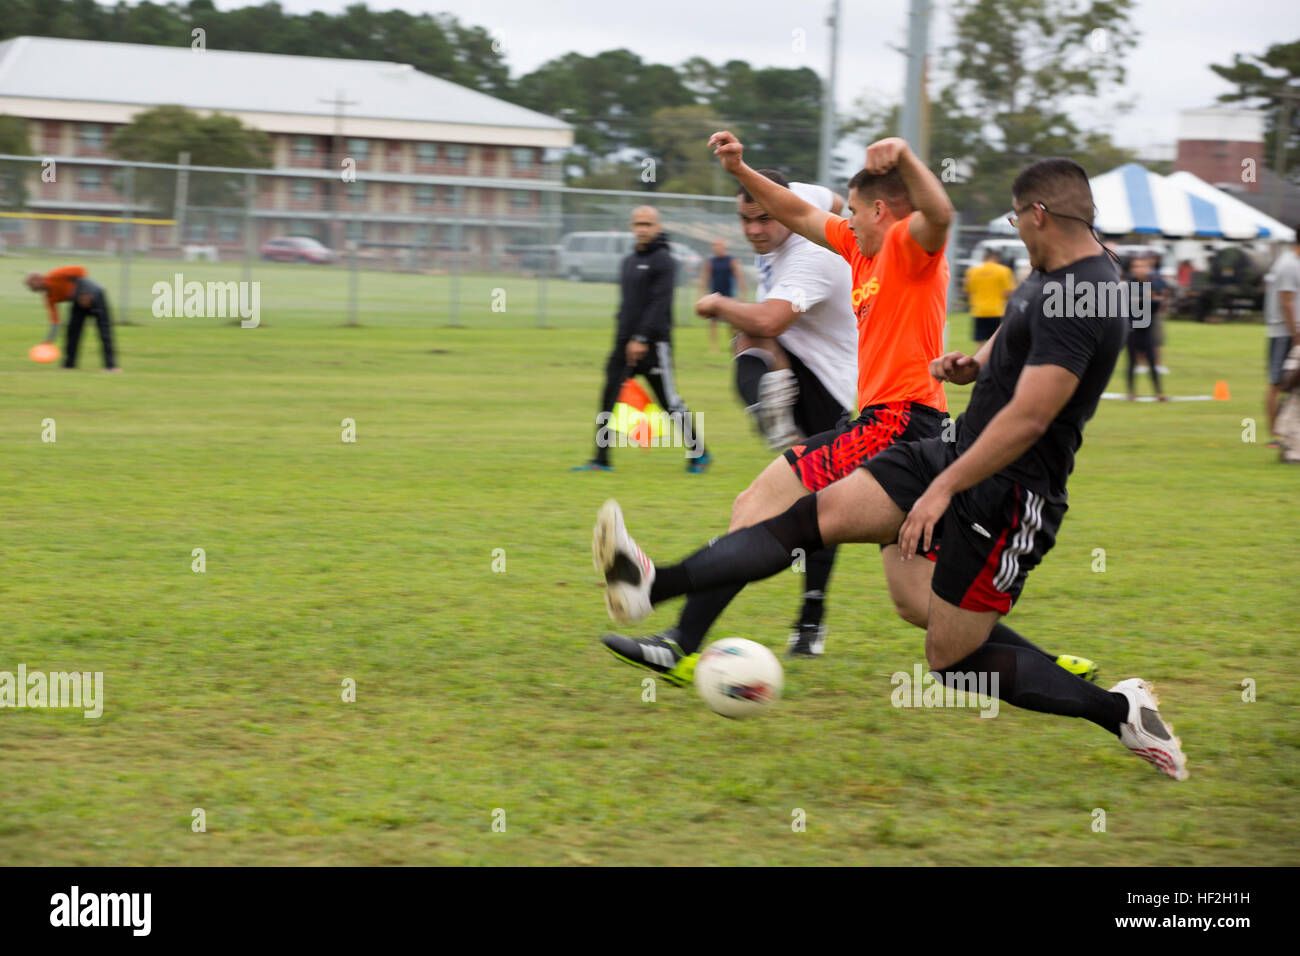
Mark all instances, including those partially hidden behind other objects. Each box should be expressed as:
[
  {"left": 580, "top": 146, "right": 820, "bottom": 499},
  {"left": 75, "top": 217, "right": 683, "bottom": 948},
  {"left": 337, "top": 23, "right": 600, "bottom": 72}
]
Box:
[
  {"left": 318, "top": 90, "right": 357, "bottom": 250},
  {"left": 899, "top": 0, "right": 931, "bottom": 160},
  {"left": 817, "top": 0, "right": 841, "bottom": 187},
  {"left": 174, "top": 150, "right": 190, "bottom": 252}
]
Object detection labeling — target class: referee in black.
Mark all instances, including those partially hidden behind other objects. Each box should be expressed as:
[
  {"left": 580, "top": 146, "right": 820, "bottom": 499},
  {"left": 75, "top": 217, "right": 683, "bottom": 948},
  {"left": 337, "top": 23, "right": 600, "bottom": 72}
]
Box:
[{"left": 573, "top": 205, "right": 710, "bottom": 473}]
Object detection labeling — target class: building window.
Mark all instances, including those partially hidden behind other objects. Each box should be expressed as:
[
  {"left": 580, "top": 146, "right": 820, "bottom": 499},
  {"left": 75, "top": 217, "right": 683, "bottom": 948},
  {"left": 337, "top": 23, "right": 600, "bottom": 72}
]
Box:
[
  {"left": 186, "top": 222, "right": 207, "bottom": 241},
  {"left": 79, "top": 124, "right": 104, "bottom": 149},
  {"left": 414, "top": 225, "right": 432, "bottom": 244},
  {"left": 417, "top": 143, "right": 438, "bottom": 164},
  {"left": 512, "top": 147, "right": 534, "bottom": 168},
  {"left": 445, "top": 144, "right": 468, "bottom": 167},
  {"left": 78, "top": 169, "right": 103, "bottom": 190},
  {"left": 76, "top": 221, "right": 101, "bottom": 236},
  {"left": 346, "top": 220, "right": 364, "bottom": 240},
  {"left": 112, "top": 222, "right": 132, "bottom": 238},
  {"left": 415, "top": 185, "right": 435, "bottom": 207},
  {"left": 294, "top": 136, "right": 315, "bottom": 160},
  {"left": 346, "top": 138, "right": 370, "bottom": 161},
  {"left": 218, "top": 219, "right": 240, "bottom": 241},
  {"left": 347, "top": 181, "right": 367, "bottom": 203},
  {"left": 511, "top": 190, "right": 532, "bottom": 209},
  {"left": 444, "top": 186, "right": 463, "bottom": 207},
  {"left": 293, "top": 179, "right": 315, "bottom": 201}
]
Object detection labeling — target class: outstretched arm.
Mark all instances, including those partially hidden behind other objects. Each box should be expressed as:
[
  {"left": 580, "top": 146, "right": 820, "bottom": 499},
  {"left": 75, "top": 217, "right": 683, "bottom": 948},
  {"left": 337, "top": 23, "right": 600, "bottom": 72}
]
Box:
[
  {"left": 708, "top": 131, "right": 834, "bottom": 252},
  {"left": 898, "top": 363, "right": 1078, "bottom": 558},
  {"left": 929, "top": 327, "right": 1001, "bottom": 386},
  {"left": 697, "top": 294, "right": 798, "bottom": 338},
  {"left": 863, "top": 137, "right": 953, "bottom": 254}
]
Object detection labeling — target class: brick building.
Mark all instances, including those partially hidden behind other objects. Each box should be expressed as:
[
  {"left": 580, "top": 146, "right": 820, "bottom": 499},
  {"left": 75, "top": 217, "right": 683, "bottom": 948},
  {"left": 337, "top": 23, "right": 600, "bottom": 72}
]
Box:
[{"left": 0, "top": 36, "right": 573, "bottom": 262}]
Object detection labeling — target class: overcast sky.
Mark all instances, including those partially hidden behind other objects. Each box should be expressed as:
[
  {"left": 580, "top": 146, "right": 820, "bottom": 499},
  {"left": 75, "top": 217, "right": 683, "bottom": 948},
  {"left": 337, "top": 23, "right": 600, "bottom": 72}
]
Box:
[{"left": 222, "top": 0, "right": 1296, "bottom": 156}]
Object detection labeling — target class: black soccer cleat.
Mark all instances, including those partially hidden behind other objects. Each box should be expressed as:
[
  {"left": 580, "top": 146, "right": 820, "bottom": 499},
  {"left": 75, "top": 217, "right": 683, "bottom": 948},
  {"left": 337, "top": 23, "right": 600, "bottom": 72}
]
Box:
[
  {"left": 602, "top": 630, "right": 698, "bottom": 686},
  {"left": 786, "top": 622, "right": 826, "bottom": 658}
]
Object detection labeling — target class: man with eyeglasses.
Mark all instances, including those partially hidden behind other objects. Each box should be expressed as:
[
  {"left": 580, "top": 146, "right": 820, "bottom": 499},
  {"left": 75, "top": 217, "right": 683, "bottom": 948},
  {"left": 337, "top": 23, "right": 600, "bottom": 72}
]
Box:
[{"left": 593, "top": 158, "right": 1189, "bottom": 781}]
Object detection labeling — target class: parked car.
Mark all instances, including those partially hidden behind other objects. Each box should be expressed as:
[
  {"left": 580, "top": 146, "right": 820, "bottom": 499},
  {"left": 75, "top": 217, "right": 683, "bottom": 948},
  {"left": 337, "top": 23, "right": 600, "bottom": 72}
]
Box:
[
  {"left": 259, "top": 236, "right": 336, "bottom": 264},
  {"left": 559, "top": 231, "right": 700, "bottom": 283}
]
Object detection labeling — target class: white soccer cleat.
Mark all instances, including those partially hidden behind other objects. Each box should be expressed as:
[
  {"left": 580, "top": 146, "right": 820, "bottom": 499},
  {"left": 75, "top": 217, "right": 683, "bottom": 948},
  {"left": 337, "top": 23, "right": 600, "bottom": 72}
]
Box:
[
  {"left": 1111, "top": 678, "right": 1189, "bottom": 781},
  {"left": 756, "top": 368, "right": 801, "bottom": 450},
  {"left": 592, "top": 499, "right": 655, "bottom": 624}
]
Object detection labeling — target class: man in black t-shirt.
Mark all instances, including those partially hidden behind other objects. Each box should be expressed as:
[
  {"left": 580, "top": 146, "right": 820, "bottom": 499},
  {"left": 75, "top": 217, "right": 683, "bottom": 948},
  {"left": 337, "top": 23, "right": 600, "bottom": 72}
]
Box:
[
  {"left": 1124, "top": 255, "right": 1167, "bottom": 400},
  {"left": 591, "top": 158, "right": 1190, "bottom": 782}
]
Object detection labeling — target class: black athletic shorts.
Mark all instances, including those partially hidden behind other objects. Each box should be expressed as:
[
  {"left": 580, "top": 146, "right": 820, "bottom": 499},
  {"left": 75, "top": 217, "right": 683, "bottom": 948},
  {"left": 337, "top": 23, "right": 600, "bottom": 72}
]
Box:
[
  {"left": 973, "top": 315, "right": 1001, "bottom": 342},
  {"left": 1269, "top": 335, "right": 1294, "bottom": 386},
  {"left": 784, "top": 401, "right": 947, "bottom": 493},
  {"left": 864, "top": 437, "right": 1067, "bottom": 614},
  {"left": 785, "top": 348, "right": 851, "bottom": 439}
]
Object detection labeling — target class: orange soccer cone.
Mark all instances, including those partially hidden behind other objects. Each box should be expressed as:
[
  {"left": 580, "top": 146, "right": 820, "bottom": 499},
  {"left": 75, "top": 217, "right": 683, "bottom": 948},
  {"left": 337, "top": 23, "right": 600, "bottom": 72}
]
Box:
[
  {"left": 1212, "top": 380, "right": 1231, "bottom": 401},
  {"left": 28, "top": 342, "right": 60, "bottom": 364}
]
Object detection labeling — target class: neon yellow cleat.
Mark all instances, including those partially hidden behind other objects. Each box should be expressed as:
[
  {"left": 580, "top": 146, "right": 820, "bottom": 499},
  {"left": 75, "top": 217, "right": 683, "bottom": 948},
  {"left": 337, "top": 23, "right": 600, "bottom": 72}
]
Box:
[{"left": 1055, "top": 654, "right": 1099, "bottom": 682}]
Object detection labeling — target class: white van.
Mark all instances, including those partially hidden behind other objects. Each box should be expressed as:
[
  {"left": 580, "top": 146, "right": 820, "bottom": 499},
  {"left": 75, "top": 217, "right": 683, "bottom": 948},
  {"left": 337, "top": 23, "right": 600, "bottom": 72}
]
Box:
[{"left": 559, "top": 231, "right": 702, "bottom": 283}]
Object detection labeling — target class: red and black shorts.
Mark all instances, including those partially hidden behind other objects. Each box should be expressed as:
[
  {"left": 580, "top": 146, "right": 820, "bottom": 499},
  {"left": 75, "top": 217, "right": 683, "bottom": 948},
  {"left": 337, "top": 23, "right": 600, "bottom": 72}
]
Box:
[
  {"left": 863, "top": 437, "right": 1067, "bottom": 614},
  {"left": 783, "top": 401, "right": 947, "bottom": 493}
]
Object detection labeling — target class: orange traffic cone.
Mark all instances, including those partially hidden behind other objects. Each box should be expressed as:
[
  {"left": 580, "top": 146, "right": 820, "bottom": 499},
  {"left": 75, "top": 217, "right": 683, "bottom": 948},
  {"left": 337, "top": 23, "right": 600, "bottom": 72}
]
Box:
[{"left": 1212, "top": 380, "right": 1230, "bottom": 401}]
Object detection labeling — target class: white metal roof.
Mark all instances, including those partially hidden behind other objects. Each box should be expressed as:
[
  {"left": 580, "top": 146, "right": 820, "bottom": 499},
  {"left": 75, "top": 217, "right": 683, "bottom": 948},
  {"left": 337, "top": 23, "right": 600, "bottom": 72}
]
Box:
[{"left": 0, "top": 36, "right": 570, "bottom": 132}]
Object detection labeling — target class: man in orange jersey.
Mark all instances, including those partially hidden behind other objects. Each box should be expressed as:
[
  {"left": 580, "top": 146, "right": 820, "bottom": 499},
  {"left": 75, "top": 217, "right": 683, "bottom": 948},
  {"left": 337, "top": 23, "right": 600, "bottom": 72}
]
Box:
[
  {"left": 25, "top": 265, "right": 121, "bottom": 371},
  {"left": 600, "top": 132, "right": 962, "bottom": 679}
]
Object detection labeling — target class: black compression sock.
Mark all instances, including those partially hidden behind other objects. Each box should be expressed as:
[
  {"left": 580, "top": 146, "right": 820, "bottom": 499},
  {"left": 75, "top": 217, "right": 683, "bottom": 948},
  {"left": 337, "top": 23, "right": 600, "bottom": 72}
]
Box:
[
  {"left": 676, "top": 584, "right": 745, "bottom": 654},
  {"left": 799, "top": 545, "right": 837, "bottom": 628},
  {"left": 648, "top": 494, "right": 823, "bottom": 605},
  {"left": 985, "top": 621, "right": 1056, "bottom": 663},
  {"left": 734, "top": 350, "right": 770, "bottom": 407},
  {"left": 936, "top": 643, "right": 1128, "bottom": 736}
]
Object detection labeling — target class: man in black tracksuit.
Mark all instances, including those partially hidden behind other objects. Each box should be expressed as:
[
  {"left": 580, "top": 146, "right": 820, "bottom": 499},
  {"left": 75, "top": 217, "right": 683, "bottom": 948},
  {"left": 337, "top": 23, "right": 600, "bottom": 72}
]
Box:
[{"left": 575, "top": 205, "right": 711, "bottom": 472}]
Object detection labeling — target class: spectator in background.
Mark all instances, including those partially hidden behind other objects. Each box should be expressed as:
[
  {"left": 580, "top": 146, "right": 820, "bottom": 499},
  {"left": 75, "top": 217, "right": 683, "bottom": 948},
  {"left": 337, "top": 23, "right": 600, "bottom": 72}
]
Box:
[
  {"left": 963, "top": 247, "right": 1015, "bottom": 342},
  {"left": 1274, "top": 341, "right": 1300, "bottom": 463},
  {"left": 699, "top": 238, "right": 746, "bottom": 354},
  {"left": 1174, "top": 258, "right": 1196, "bottom": 319},
  {"left": 25, "top": 265, "right": 122, "bottom": 372},
  {"left": 1126, "top": 256, "right": 1167, "bottom": 401},
  {"left": 1263, "top": 231, "right": 1300, "bottom": 446}
]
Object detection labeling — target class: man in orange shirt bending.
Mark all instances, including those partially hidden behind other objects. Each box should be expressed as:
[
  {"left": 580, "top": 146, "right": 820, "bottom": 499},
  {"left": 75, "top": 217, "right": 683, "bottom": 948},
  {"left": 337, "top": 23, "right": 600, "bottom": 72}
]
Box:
[{"left": 25, "top": 265, "right": 122, "bottom": 371}]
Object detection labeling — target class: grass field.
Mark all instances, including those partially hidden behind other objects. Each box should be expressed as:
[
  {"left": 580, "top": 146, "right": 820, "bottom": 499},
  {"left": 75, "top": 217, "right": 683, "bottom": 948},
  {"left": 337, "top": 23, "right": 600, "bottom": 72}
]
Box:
[{"left": 1, "top": 255, "right": 1297, "bottom": 865}]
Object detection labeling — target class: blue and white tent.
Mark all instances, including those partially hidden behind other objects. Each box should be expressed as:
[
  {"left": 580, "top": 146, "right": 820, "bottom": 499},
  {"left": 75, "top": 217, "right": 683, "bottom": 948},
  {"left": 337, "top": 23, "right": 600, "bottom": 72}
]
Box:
[
  {"left": 1165, "top": 171, "right": 1295, "bottom": 243},
  {"left": 988, "top": 162, "right": 1294, "bottom": 240},
  {"left": 1089, "top": 163, "right": 1205, "bottom": 236}
]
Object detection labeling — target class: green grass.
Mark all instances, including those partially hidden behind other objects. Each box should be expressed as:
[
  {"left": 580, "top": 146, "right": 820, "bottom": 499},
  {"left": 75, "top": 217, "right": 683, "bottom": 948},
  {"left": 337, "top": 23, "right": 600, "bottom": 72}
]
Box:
[{"left": 0, "top": 255, "right": 1296, "bottom": 865}]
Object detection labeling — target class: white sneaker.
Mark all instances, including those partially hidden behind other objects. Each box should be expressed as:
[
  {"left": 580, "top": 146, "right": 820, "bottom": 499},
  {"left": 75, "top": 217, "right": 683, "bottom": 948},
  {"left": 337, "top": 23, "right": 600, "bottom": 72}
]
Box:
[
  {"left": 1111, "top": 678, "right": 1189, "bottom": 780},
  {"left": 592, "top": 499, "right": 655, "bottom": 623},
  {"left": 756, "top": 368, "right": 800, "bottom": 449}
]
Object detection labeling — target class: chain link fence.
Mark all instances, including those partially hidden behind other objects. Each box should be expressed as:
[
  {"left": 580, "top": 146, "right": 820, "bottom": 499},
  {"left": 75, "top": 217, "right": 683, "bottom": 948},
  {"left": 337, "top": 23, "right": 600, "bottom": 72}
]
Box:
[{"left": 0, "top": 153, "right": 762, "bottom": 331}]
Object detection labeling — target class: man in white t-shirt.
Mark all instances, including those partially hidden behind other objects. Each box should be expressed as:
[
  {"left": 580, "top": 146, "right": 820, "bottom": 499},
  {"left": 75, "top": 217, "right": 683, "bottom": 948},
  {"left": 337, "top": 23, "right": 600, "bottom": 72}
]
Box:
[
  {"left": 696, "top": 169, "right": 856, "bottom": 450},
  {"left": 690, "top": 168, "right": 858, "bottom": 656},
  {"left": 1263, "top": 235, "right": 1300, "bottom": 445}
]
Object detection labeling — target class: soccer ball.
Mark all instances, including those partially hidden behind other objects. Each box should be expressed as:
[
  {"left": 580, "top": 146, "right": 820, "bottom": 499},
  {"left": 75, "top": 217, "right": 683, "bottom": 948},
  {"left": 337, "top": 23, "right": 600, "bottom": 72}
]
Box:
[{"left": 694, "top": 638, "right": 783, "bottom": 719}]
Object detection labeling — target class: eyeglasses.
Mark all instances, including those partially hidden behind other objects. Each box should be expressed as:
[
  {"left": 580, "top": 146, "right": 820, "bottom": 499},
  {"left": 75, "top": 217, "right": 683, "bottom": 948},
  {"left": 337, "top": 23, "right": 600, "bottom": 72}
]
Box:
[
  {"left": 1006, "top": 202, "right": 1042, "bottom": 229},
  {"left": 1008, "top": 200, "right": 1121, "bottom": 268}
]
